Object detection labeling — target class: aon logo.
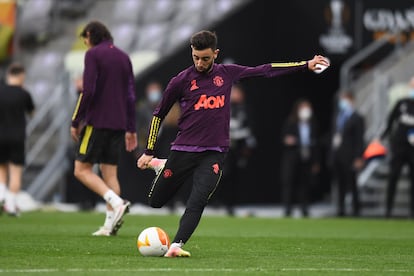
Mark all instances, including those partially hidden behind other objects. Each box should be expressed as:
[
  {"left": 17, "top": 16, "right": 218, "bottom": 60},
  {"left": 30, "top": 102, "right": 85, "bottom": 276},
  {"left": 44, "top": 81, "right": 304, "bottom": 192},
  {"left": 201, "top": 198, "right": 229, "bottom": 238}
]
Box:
[{"left": 194, "top": 94, "right": 225, "bottom": 110}]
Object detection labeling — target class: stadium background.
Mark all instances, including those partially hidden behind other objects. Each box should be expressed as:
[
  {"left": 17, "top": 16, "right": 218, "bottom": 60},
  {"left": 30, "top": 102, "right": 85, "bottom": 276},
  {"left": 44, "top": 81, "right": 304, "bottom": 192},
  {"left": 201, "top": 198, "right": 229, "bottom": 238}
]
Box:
[
  {"left": 125, "top": 0, "right": 414, "bottom": 205},
  {"left": 1, "top": 0, "right": 413, "bottom": 209}
]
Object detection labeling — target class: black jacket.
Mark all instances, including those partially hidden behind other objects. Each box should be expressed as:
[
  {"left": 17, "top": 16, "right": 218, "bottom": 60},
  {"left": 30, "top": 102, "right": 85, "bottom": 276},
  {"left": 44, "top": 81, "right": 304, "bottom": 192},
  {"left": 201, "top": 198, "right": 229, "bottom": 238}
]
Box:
[
  {"left": 281, "top": 118, "right": 320, "bottom": 164},
  {"left": 330, "top": 110, "right": 365, "bottom": 165}
]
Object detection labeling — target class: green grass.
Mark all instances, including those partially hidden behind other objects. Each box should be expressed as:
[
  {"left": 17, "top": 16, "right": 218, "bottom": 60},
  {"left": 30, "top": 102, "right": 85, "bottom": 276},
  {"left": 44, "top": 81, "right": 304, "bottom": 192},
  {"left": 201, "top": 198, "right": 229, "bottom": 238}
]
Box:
[{"left": 1, "top": 211, "right": 414, "bottom": 275}]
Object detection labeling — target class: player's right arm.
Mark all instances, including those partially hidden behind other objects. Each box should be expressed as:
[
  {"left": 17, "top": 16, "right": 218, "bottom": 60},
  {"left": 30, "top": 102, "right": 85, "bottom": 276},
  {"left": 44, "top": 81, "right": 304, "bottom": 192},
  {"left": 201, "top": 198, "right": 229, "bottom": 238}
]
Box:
[
  {"left": 71, "top": 50, "right": 97, "bottom": 129},
  {"left": 136, "top": 115, "right": 164, "bottom": 169}
]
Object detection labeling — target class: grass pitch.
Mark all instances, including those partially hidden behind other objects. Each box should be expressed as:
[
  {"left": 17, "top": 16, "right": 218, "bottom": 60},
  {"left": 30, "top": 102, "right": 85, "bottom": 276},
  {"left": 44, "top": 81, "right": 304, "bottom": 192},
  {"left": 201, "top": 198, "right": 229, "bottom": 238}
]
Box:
[{"left": 0, "top": 211, "right": 413, "bottom": 275}]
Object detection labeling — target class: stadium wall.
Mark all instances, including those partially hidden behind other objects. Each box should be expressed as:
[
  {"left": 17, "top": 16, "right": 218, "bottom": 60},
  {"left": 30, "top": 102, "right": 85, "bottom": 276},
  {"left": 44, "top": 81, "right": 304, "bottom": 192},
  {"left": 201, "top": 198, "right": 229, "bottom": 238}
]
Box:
[{"left": 120, "top": 0, "right": 414, "bottom": 205}]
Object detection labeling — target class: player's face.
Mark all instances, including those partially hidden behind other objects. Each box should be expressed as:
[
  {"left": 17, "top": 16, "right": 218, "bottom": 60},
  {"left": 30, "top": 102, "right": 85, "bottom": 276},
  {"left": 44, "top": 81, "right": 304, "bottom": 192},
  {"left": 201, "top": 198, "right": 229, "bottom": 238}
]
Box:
[{"left": 192, "top": 47, "right": 219, "bottom": 73}]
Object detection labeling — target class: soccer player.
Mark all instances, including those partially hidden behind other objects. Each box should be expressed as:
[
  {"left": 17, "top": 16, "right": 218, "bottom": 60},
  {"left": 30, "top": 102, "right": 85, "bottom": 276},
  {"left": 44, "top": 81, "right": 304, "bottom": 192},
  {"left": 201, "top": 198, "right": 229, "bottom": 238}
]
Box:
[
  {"left": 137, "top": 30, "right": 329, "bottom": 257},
  {"left": 0, "top": 63, "right": 34, "bottom": 216},
  {"left": 71, "top": 21, "right": 137, "bottom": 236}
]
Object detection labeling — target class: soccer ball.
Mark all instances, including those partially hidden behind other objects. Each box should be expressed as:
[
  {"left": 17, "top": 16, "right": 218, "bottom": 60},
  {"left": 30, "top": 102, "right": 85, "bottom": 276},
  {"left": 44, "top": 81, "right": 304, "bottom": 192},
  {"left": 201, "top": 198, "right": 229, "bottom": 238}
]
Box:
[{"left": 137, "top": 226, "right": 170, "bottom": 257}]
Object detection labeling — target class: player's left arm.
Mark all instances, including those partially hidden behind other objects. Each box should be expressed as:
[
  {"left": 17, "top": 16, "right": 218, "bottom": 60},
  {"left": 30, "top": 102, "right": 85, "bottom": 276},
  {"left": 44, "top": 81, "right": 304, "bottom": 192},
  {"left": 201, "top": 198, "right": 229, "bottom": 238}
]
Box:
[
  {"left": 234, "top": 55, "right": 330, "bottom": 80},
  {"left": 270, "top": 55, "right": 330, "bottom": 75},
  {"left": 307, "top": 55, "right": 330, "bottom": 72},
  {"left": 71, "top": 50, "right": 97, "bottom": 129}
]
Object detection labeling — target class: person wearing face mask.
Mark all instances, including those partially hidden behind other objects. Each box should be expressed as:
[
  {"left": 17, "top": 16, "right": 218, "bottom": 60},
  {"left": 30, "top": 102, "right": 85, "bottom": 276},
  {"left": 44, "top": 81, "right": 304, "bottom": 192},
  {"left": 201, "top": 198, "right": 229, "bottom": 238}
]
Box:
[
  {"left": 118, "top": 81, "right": 180, "bottom": 209},
  {"left": 135, "top": 81, "right": 164, "bottom": 153},
  {"left": 280, "top": 98, "right": 320, "bottom": 217},
  {"left": 329, "top": 91, "right": 365, "bottom": 217},
  {"left": 135, "top": 80, "right": 180, "bottom": 157},
  {"left": 378, "top": 76, "right": 414, "bottom": 218},
  {"left": 213, "top": 83, "right": 257, "bottom": 215}
]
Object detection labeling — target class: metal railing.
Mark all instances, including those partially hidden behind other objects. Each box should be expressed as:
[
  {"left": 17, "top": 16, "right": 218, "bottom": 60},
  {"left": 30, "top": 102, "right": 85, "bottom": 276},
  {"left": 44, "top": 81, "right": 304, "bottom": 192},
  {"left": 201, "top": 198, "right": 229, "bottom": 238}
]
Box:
[
  {"left": 344, "top": 40, "right": 414, "bottom": 188},
  {"left": 333, "top": 38, "right": 414, "bottom": 216},
  {"left": 24, "top": 72, "right": 73, "bottom": 201}
]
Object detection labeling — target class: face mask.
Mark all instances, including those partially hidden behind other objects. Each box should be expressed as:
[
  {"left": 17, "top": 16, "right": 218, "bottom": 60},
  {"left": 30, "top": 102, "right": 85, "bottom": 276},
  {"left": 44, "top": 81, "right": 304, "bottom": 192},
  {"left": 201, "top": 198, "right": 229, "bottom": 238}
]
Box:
[
  {"left": 339, "top": 99, "right": 351, "bottom": 111},
  {"left": 147, "top": 90, "right": 161, "bottom": 103},
  {"left": 409, "top": 89, "right": 414, "bottom": 98},
  {"left": 298, "top": 108, "right": 312, "bottom": 121}
]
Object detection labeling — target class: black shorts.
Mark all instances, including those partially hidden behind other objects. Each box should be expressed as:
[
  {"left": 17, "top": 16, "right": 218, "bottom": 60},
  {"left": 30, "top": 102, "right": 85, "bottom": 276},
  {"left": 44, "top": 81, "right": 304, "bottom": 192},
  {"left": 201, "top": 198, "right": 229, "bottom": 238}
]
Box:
[
  {"left": 148, "top": 150, "right": 226, "bottom": 208},
  {"left": 75, "top": 126, "right": 124, "bottom": 165},
  {"left": 0, "top": 140, "right": 25, "bottom": 165}
]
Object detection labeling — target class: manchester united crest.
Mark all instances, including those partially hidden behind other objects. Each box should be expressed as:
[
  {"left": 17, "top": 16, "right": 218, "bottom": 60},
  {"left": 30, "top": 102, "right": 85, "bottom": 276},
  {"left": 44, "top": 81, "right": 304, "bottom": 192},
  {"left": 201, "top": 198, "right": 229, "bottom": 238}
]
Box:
[{"left": 213, "top": 76, "right": 224, "bottom": 87}]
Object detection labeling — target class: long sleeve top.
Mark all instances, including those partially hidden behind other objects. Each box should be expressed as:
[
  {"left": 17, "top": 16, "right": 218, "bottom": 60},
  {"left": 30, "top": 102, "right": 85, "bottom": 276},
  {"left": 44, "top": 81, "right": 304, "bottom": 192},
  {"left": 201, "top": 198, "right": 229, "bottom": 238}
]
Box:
[
  {"left": 145, "top": 61, "right": 308, "bottom": 155},
  {"left": 72, "top": 40, "right": 136, "bottom": 132}
]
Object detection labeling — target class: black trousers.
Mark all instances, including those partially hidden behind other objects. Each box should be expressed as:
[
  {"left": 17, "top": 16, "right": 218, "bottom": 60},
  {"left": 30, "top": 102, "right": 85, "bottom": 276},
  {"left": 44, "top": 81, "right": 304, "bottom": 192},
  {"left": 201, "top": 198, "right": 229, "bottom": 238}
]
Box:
[
  {"left": 280, "top": 152, "right": 312, "bottom": 217},
  {"left": 333, "top": 156, "right": 360, "bottom": 216},
  {"left": 386, "top": 145, "right": 414, "bottom": 217},
  {"left": 148, "top": 150, "right": 225, "bottom": 244}
]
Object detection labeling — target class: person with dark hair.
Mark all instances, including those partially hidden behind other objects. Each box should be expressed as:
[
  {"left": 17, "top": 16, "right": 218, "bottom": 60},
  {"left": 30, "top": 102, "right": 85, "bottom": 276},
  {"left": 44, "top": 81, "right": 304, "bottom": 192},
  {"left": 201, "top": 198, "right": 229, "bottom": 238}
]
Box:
[
  {"left": 0, "top": 62, "right": 34, "bottom": 216},
  {"left": 80, "top": 21, "right": 113, "bottom": 47},
  {"left": 66, "top": 76, "right": 99, "bottom": 211},
  {"left": 71, "top": 20, "right": 137, "bottom": 236},
  {"left": 280, "top": 98, "right": 320, "bottom": 217},
  {"left": 136, "top": 30, "right": 330, "bottom": 257},
  {"left": 329, "top": 91, "right": 365, "bottom": 217}
]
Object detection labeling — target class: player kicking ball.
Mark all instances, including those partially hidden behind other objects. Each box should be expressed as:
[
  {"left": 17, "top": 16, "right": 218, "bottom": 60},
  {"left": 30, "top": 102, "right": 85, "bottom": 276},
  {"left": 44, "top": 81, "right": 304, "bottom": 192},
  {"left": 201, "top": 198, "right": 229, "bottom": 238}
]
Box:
[{"left": 137, "top": 30, "right": 330, "bottom": 257}]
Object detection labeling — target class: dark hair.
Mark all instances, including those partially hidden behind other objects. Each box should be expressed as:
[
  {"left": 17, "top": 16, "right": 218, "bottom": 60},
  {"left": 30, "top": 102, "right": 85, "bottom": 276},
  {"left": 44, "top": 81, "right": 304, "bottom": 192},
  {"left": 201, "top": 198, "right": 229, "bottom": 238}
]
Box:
[
  {"left": 288, "top": 98, "right": 312, "bottom": 123},
  {"left": 190, "top": 30, "right": 217, "bottom": 50},
  {"left": 339, "top": 90, "right": 355, "bottom": 101},
  {"left": 80, "top": 21, "right": 113, "bottom": 46},
  {"left": 7, "top": 62, "right": 25, "bottom": 76}
]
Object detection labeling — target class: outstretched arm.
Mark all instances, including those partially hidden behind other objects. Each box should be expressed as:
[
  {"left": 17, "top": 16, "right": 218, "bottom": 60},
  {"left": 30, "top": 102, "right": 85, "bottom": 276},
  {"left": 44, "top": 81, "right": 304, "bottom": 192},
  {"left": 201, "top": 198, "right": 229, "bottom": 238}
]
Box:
[{"left": 233, "top": 55, "right": 330, "bottom": 80}]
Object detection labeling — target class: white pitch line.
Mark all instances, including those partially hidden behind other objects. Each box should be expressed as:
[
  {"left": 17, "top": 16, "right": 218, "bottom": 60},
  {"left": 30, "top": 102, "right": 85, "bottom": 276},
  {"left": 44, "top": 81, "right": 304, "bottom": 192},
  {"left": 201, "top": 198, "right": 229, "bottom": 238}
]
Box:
[
  {"left": 281, "top": 268, "right": 412, "bottom": 273},
  {"left": 0, "top": 267, "right": 412, "bottom": 273}
]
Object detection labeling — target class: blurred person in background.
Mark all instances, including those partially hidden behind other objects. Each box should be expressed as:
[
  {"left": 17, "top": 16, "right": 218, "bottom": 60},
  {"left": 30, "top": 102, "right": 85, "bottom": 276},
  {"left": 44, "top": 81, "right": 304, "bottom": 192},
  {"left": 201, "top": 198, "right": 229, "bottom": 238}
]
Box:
[
  {"left": 0, "top": 62, "right": 34, "bottom": 216},
  {"left": 136, "top": 80, "right": 181, "bottom": 158},
  {"left": 388, "top": 76, "right": 414, "bottom": 112},
  {"left": 70, "top": 21, "right": 137, "bottom": 236},
  {"left": 134, "top": 80, "right": 182, "bottom": 209},
  {"left": 329, "top": 91, "right": 365, "bottom": 217},
  {"left": 214, "top": 82, "right": 256, "bottom": 215},
  {"left": 280, "top": 98, "right": 320, "bottom": 217},
  {"left": 136, "top": 30, "right": 330, "bottom": 257},
  {"left": 136, "top": 80, "right": 163, "bottom": 153},
  {"left": 378, "top": 76, "right": 414, "bottom": 218}
]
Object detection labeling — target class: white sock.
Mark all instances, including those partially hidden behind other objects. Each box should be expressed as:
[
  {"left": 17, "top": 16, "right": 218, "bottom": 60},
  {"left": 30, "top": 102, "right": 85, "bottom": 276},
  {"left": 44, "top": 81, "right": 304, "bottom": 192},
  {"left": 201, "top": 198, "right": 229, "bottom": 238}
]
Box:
[
  {"left": 0, "top": 183, "right": 7, "bottom": 202},
  {"left": 104, "top": 210, "right": 114, "bottom": 229},
  {"left": 170, "top": 242, "right": 183, "bottom": 249},
  {"left": 5, "top": 191, "right": 17, "bottom": 213},
  {"left": 103, "top": 190, "right": 123, "bottom": 209}
]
